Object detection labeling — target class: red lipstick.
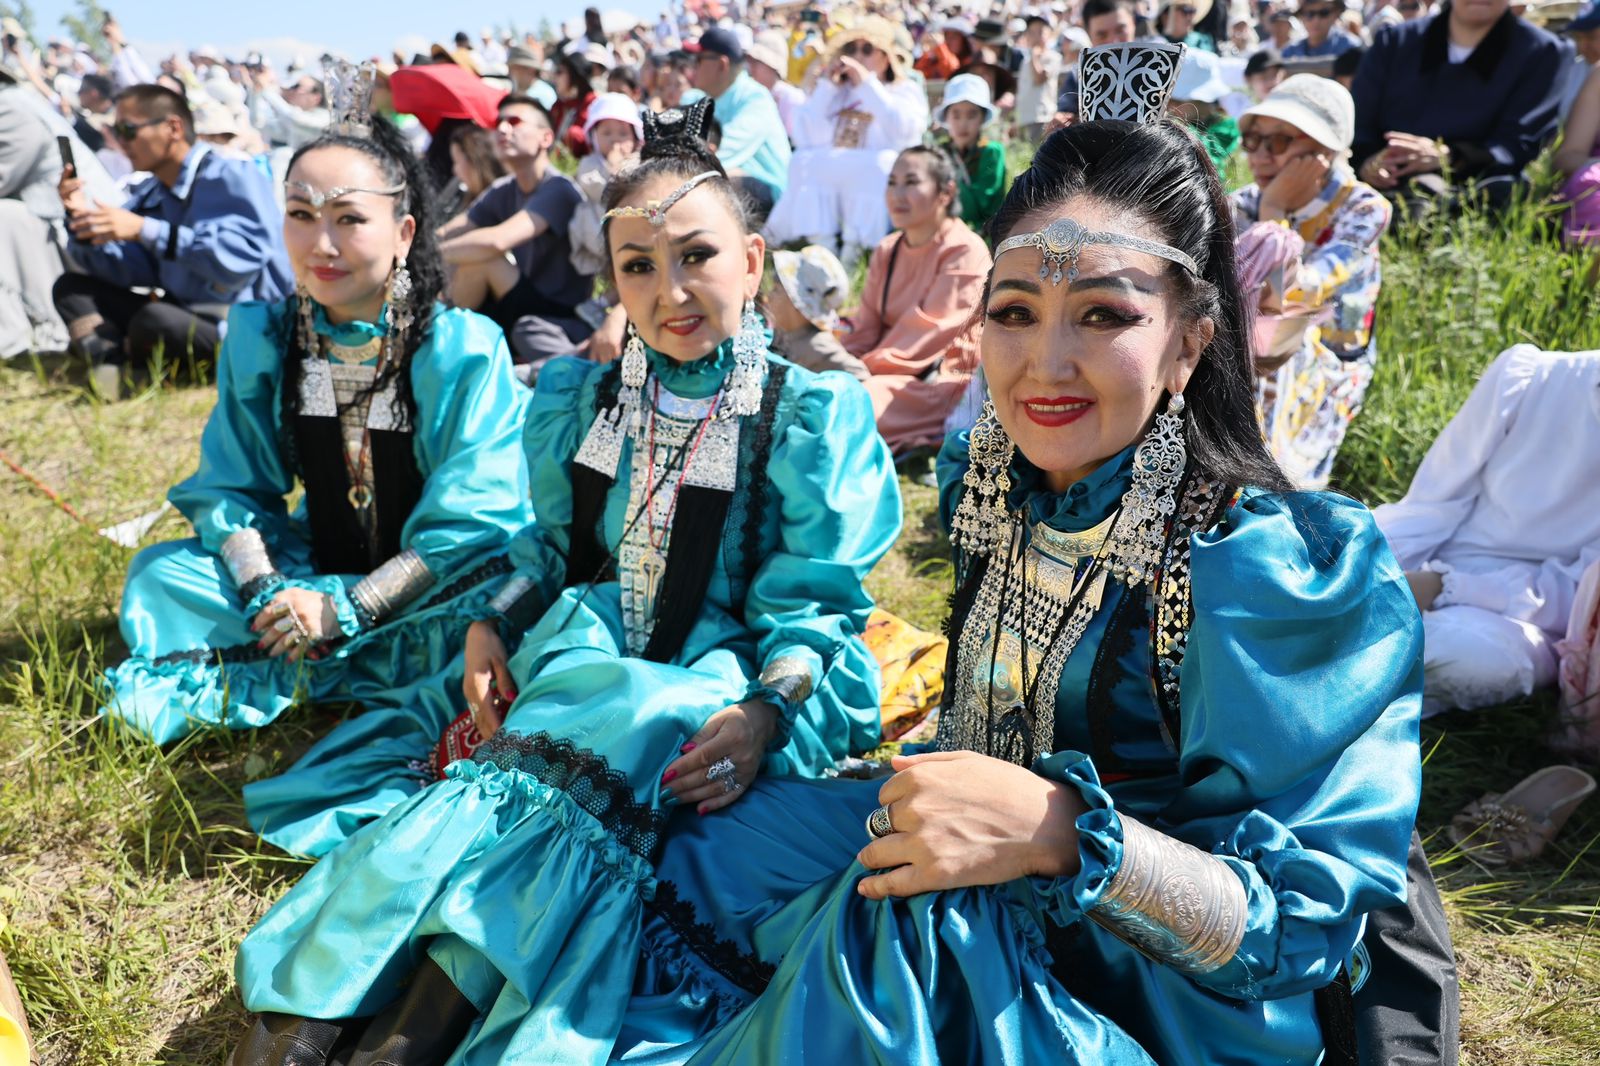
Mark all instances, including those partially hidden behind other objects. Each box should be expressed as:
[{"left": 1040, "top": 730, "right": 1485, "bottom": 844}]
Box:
[{"left": 1020, "top": 395, "right": 1094, "bottom": 428}]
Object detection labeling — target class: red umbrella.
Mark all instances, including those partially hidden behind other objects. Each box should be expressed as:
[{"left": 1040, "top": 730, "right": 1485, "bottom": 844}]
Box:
[{"left": 389, "top": 63, "right": 507, "bottom": 134}]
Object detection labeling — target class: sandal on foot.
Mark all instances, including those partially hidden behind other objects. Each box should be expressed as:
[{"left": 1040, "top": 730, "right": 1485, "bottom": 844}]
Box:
[{"left": 1448, "top": 765, "right": 1597, "bottom": 867}]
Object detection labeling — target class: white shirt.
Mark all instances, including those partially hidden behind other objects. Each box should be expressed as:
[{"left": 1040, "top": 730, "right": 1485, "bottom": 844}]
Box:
[
  {"left": 1375, "top": 345, "right": 1600, "bottom": 636},
  {"left": 109, "top": 44, "right": 153, "bottom": 92},
  {"left": 1015, "top": 47, "right": 1063, "bottom": 126}
]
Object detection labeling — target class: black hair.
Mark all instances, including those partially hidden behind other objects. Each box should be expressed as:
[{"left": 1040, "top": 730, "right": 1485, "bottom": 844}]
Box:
[
  {"left": 278, "top": 117, "right": 444, "bottom": 476},
  {"left": 895, "top": 145, "right": 962, "bottom": 219},
  {"left": 599, "top": 102, "right": 749, "bottom": 281},
  {"left": 114, "top": 83, "right": 195, "bottom": 141},
  {"left": 704, "top": 115, "right": 723, "bottom": 150},
  {"left": 1082, "top": 0, "right": 1139, "bottom": 24},
  {"left": 607, "top": 64, "right": 640, "bottom": 92},
  {"left": 557, "top": 49, "right": 595, "bottom": 97},
  {"left": 499, "top": 93, "right": 553, "bottom": 124},
  {"left": 79, "top": 73, "right": 112, "bottom": 101},
  {"left": 987, "top": 120, "right": 1293, "bottom": 494}
]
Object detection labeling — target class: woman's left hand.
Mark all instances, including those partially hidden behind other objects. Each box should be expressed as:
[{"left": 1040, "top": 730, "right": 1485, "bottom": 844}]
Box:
[
  {"left": 251, "top": 586, "right": 339, "bottom": 661},
  {"left": 856, "top": 751, "right": 1085, "bottom": 900},
  {"left": 661, "top": 700, "right": 780, "bottom": 814}
]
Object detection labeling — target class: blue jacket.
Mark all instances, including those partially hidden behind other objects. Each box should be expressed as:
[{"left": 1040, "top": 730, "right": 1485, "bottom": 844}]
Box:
[
  {"left": 68, "top": 143, "right": 294, "bottom": 308},
  {"left": 1351, "top": 6, "right": 1568, "bottom": 179}
]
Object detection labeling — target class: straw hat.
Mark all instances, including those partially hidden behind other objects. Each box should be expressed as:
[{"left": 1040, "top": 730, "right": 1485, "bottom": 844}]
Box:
[{"left": 824, "top": 14, "right": 905, "bottom": 72}]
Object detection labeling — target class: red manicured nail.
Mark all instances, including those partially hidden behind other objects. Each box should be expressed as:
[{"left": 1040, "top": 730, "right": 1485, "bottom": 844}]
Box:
[
  {"left": 507, "top": 689, "right": 519, "bottom": 700},
  {"left": 697, "top": 804, "right": 708, "bottom": 816},
  {"left": 662, "top": 769, "right": 677, "bottom": 783},
  {"left": 680, "top": 742, "right": 697, "bottom": 753}
]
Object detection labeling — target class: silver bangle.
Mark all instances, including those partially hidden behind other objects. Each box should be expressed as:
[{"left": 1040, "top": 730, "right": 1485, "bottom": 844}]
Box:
[
  {"left": 351, "top": 548, "right": 435, "bottom": 625},
  {"left": 488, "top": 574, "right": 537, "bottom": 616},
  {"left": 1086, "top": 815, "right": 1246, "bottom": 975},
  {"left": 758, "top": 655, "right": 815, "bottom": 710},
  {"left": 221, "top": 528, "right": 276, "bottom": 588}
]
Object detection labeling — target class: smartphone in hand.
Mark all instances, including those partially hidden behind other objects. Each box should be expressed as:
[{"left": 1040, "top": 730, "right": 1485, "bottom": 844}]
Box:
[{"left": 56, "top": 135, "right": 76, "bottom": 175}]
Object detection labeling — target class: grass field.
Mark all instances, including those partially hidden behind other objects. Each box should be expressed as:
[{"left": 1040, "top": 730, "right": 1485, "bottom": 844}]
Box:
[{"left": 3, "top": 184, "right": 1600, "bottom": 1062}]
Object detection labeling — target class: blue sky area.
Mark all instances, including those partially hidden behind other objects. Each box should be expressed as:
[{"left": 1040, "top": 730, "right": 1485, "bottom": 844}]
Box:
[{"left": 21, "top": 1, "right": 669, "bottom": 68}]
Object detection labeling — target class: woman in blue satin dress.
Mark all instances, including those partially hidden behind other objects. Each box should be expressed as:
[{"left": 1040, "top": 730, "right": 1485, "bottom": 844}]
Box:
[
  {"left": 103, "top": 98, "right": 532, "bottom": 851},
  {"left": 234, "top": 54, "right": 1423, "bottom": 1065}
]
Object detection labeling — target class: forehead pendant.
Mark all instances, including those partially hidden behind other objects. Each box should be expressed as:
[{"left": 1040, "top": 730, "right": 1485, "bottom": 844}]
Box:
[{"left": 1040, "top": 219, "right": 1089, "bottom": 286}]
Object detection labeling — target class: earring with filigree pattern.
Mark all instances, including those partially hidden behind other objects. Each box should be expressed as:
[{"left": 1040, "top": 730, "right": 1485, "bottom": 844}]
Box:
[{"left": 951, "top": 400, "right": 1016, "bottom": 556}]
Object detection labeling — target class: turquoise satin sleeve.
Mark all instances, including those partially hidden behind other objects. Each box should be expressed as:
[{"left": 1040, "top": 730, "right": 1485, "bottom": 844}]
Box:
[
  {"left": 1029, "top": 490, "right": 1424, "bottom": 1001},
  {"left": 935, "top": 427, "right": 972, "bottom": 535},
  {"left": 399, "top": 309, "right": 533, "bottom": 576},
  {"left": 167, "top": 301, "right": 298, "bottom": 558},
  {"left": 744, "top": 373, "right": 903, "bottom": 770},
  {"left": 496, "top": 356, "right": 598, "bottom": 622}
]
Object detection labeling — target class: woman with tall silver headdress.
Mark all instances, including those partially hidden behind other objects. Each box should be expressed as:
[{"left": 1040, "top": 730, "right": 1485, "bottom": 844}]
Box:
[
  {"left": 103, "top": 63, "right": 533, "bottom": 857},
  {"left": 232, "top": 47, "right": 1431, "bottom": 1066},
  {"left": 231, "top": 96, "right": 903, "bottom": 1062}
]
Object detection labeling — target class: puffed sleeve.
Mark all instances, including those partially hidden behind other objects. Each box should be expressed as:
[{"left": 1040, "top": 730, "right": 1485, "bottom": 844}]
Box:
[
  {"left": 1033, "top": 490, "right": 1424, "bottom": 1001},
  {"left": 168, "top": 301, "right": 297, "bottom": 556},
  {"left": 400, "top": 310, "right": 533, "bottom": 574},
  {"left": 744, "top": 371, "right": 904, "bottom": 773},
  {"left": 485, "top": 355, "right": 599, "bottom": 639}
]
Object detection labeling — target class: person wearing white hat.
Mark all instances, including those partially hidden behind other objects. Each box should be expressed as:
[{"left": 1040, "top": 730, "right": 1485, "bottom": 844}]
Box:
[
  {"left": 745, "top": 29, "right": 805, "bottom": 137},
  {"left": 1231, "top": 74, "right": 1392, "bottom": 488},
  {"left": 933, "top": 73, "right": 1008, "bottom": 230},
  {"left": 1158, "top": 0, "right": 1219, "bottom": 52},
  {"left": 1168, "top": 49, "right": 1239, "bottom": 169},
  {"left": 765, "top": 244, "right": 870, "bottom": 379},
  {"left": 569, "top": 92, "right": 644, "bottom": 278}
]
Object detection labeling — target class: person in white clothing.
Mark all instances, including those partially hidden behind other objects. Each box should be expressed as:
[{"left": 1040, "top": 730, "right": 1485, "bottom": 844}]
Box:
[
  {"left": 1014, "top": 14, "right": 1063, "bottom": 142},
  {"left": 1375, "top": 345, "right": 1600, "bottom": 715},
  {"left": 763, "top": 15, "right": 928, "bottom": 266}
]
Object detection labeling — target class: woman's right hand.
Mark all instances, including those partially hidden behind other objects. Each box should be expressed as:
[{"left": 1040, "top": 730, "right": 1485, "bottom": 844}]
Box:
[
  {"left": 463, "top": 619, "right": 516, "bottom": 741},
  {"left": 1259, "top": 152, "right": 1331, "bottom": 218}
]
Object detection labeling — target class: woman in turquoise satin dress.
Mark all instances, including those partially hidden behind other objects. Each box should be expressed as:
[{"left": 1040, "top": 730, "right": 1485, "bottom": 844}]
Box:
[
  {"left": 105, "top": 107, "right": 532, "bottom": 853},
  {"left": 234, "top": 65, "right": 1423, "bottom": 1065}
]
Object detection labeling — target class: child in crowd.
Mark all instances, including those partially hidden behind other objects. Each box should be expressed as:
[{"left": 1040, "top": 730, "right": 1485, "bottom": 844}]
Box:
[
  {"left": 765, "top": 245, "right": 868, "bottom": 380},
  {"left": 569, "top": 93, "right": 644, "bottom": 326},
  {"left": 932, "top": 73, "right": 1007, "bottom": 237}
]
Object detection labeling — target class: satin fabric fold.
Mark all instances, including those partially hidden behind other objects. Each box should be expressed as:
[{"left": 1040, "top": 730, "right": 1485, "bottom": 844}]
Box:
[{"left": 103, "top": 301, "right": 531, "bottom": 856}]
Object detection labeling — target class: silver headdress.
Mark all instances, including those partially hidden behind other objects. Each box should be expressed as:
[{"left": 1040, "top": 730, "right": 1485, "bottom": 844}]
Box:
[
  {"left": 283, "top": 60, "right": 405, "bottom": 210},
  {"left": 325, "top": 59, "right": 379, "bottom": 136},
  {"left": 1077, "top": 41, "right": 1186, "bottom": 125},
  {"left": 992, "top": 42, "right": 1198, "bottom": 286}
]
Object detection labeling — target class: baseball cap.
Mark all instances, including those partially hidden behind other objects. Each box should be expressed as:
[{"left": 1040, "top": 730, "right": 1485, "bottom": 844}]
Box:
[
  {"left": 686, "top": 27, "right": 744, "bottom": 61},
  {"left": 1244, "top": 46, "right": 1285, "bottom": 77}
]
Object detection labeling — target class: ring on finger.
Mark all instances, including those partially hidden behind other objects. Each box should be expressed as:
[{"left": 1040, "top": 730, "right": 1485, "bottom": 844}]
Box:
[
  {"left": 269, "top": 601, "right": 292, "bottom": 619},
  {"left": 707, "top": 756, "right": 736, "bottom": 782},
  {"left": 866, "top": 804, "right": 895, "bottom": 839},
  {"left": 719, "top": 774, "right": 742, "bottom": 794},
  {"left": 274, "top": 616, "right": 297, "bottom": 634}
]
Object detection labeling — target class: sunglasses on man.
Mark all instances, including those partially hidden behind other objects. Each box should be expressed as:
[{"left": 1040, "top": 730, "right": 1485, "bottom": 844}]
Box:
[
  {"left": 110, "top": 117, "right": 163, "bottom": 142},
  {"left": 1299, "top": 6, "right": 1338, "bottom": 18}
]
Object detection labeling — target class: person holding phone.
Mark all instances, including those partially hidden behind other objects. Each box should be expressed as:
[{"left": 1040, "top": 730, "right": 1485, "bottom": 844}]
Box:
[
  {"left": 1230, "top": 74, "right": 1391, "bottom": 489},
  {"left": 51, "top": 82, "right": 292, "bottom": 397}
]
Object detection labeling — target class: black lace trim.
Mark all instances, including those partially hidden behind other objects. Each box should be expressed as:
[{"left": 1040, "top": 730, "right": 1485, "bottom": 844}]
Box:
[
  {"left": 416, "top": 553, "right": 513, "bottom": 612},
  {"left": 725, "top": 363, "right": 788, "bottom": 608},
  {"left": 151, "top": 642, "right": 274, "bottom": 667},
  {"left": 472, "top": 730, "right": 666, "bottom": 861},
  {"left": 646, "top": 880, "right": 776, "bottom": 995},
  {"left": 237, "top": 573, "right": 283, "bottom": 606}
]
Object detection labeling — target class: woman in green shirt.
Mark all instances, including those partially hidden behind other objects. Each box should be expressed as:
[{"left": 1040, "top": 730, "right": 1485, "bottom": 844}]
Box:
[{"left": 933, "top": 73, "right": 1008, "bottom": 237}]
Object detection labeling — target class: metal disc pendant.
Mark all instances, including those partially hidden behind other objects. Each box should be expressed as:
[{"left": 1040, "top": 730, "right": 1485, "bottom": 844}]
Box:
[{"left": 348, "top": 485, "right": 373, "bottom": 510}]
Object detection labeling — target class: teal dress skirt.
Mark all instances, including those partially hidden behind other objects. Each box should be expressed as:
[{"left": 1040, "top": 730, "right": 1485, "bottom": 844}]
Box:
[
  {"left": 237, "top": 421, "right": 1422, "bottom": 1063},
  {"left": 104, "top": 301, "right": 532, "bottom": 855}
]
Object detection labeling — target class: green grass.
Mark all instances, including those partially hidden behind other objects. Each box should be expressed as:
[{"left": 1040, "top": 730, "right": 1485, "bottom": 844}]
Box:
[{"left": 3, "top": 184, "right": 1600, "bottom": 1062}]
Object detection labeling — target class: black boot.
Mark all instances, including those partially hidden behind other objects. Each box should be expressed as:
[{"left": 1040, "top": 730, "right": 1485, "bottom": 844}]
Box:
[
  {"left": 343, "top": 959, "right": 479, "bottom": 1066},
  {"left": 231, "top": 1013, "right": 362, "bottom": 1066}
]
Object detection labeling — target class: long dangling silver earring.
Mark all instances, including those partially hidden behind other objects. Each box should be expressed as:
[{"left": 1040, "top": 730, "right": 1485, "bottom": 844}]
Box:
[
  {"left": 381, "top": 259, "right": 413, "bottom": 368},
  {"left": 620, "top": 321, "right": 648, "bottom": 435},
  {"left": 951, "top": 399, "right": 1016, "bottom": 556},
  {"left": 725, "top": 301, "right": 767, "bottom": 417},
  {"left": 1107, "top": 392, "right": 1187, "bottom": 585},
  {"left": 295, "top": 279, "right": 318, "bottom": 354}
]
